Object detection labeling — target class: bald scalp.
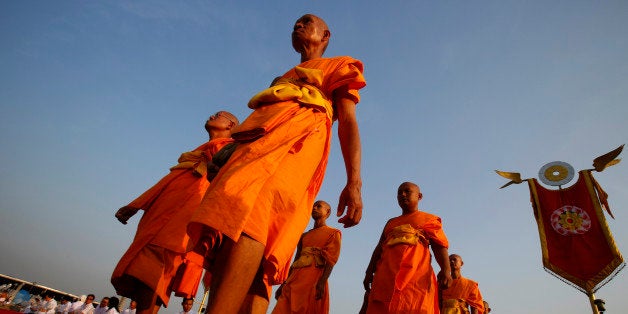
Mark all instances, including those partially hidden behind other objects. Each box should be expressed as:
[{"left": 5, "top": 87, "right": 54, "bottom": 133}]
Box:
[
  {"left": 399, "top": 181, "right": 420, "bottom": 193},
  {"left": 315, "top": 200, "right": 332, "bottom": 217},
  {"left": 312, "top": 15, "right": 330, "bottom": 53},
  {"left": 220, "top": 111, "right": 239, "bottom": 126}
]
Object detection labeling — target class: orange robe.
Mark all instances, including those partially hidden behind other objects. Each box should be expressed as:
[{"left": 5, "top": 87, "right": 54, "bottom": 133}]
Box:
[
  {"left": 441, "top": 277, "right": 484, "bottom": 314},
  {"left": 367, "top": 211, "right": 449, "bottom": 314},
  {"left": 111, "top": 137, "right": 233, "bottom": 306},
  {"left": 188, "top": 56, "right": 366, "bottom": 290},
  {"left": 272, "top": 226, "right": 341, "bottom": 314}
]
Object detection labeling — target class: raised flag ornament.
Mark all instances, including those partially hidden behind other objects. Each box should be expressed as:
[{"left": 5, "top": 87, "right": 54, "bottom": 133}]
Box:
[{"left": 495, "top": 145, "right": 624, "bottom": 314}]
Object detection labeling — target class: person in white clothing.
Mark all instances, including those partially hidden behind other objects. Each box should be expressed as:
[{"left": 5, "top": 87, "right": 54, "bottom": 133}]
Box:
[
  {"left": 24, "top": 296, "right": 41, "bottom": 313},
  {"left": 93, "top": 297, "right": 109, "bottom": 314},
  {"left": 37, "top": 293, "right": 57, "bottom": 314},
  {"left": 69, "top": 295, "right": 85, "bottom": 314},
  {"left": 105, "top": 297, "right": 120, "bottom": 314},
  {"left": 72, "top": 294, "right": 95, "bottom": 314},
  {"left": 178, "top": 298, "right": 193, "bottom": 314},
  {"left": 120, "top": 300, "right": 136, "bottom": 314},
  {"left": 56, "top": 298, "right": 73, "bottom": 314}
]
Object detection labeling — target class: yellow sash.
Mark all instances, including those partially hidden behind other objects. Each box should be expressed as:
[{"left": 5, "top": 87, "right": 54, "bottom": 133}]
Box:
[
  {"left": 169, "top": 150, "right": 207, "bottom": 177},
  {"left": 248, "top": 66, "right": 334, "bottom": 121},
  {"left": 291, "top": 246, "right": 326, "bottom": 269},
  {"left": 385, "top": 224, "right": 429, "bottom": 247}
]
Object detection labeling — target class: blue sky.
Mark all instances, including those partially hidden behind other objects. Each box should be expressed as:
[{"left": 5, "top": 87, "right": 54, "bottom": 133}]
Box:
[{"left": 1, "top": 1, "right": 627, "bottom": 313}]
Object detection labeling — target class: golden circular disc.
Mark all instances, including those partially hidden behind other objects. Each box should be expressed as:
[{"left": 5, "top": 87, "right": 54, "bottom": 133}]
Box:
[{"left": 538, "top": 161, "right": 575, "bottom": 186}]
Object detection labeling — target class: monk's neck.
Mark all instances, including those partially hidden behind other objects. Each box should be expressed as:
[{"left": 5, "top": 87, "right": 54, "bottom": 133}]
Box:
[
  {"left": 401, "top": 208, "right": 419, "bottom": 215},
  {"left": 300, "top": 51, "right": 324, "bottom": 63},
  {"left": 313, "top": 220, "right": 327, "bottom": 229},
  {"left": 208, "top": 130, "right": 231, "bottom": 141},
  {"left": 451, "top": 270, "right": 462, "bottom": 279}
]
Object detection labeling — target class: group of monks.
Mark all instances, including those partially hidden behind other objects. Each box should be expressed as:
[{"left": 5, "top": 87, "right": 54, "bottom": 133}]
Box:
[
  {"left": 109, "top": 13, "right": 491, "bottom": 314},
  {"left": 359, "top": 182, "right": 489, "bottom": 314}
]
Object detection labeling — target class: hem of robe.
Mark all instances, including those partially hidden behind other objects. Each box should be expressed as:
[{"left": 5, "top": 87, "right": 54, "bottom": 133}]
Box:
[{"left": 111, "top": 244, "right": 183, "bottom": 306}]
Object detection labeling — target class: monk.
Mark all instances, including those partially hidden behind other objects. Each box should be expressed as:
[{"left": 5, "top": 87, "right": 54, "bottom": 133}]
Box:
[
  {"left": 271, "top": 200, "right": 342, "bottom": 314},
  {"left": 440, "top": 254, "right": 484, "bottom": 314},
  {"left": 361, "top": 182, "right": 452, "bottom": 314},
  {"left": 187, "top": 14, "right": 366, "bottom": 314},
  {"left": 111, "top": 111, "right": 239, "bottom": 314}
]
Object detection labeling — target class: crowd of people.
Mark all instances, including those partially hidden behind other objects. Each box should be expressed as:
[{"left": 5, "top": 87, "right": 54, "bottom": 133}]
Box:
[
  {"left": 3, "top": 13, "right": 492, "bottom": 314},
  {"left": 0, "top": 291, "right": 202, "bottom": 314}
]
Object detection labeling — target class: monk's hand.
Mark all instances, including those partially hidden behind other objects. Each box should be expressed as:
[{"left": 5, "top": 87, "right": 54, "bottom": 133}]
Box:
[
  {"left": 437, "top": 269, "right": 453, "bottom": 290},
  {"left": 363, "top": 272, "right": 373, "bottom": 292},
  {"left": 337, "top": 182, "right": 362, "bottom": 228},
  {"left": 315, "top": 281, "right": 325, "bottom": 300},
  {"left": 115, "top": 206, "right": 140, "bottom": 224}
]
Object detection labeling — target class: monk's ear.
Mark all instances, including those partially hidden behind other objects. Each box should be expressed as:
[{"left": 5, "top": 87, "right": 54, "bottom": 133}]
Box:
[{"left": 322, "top": 30, "right": 330, "bottom": 43}]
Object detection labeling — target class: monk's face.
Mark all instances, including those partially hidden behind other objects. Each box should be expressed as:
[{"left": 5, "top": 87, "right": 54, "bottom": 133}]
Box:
[
  {"left": 397, "top": 182, "right": 421, "bottom": 210},
  {"left": 205, "top": 111, "right": 236, "bottom": 132},
  {"left": 292, "top": 14, "right": 329, "bottom": 53},
  {"left": 449, "top": 255, "right": 463, "bottom": 270},
  {"left": 312, "top": 200, "right": 331, "bottom": 219}
]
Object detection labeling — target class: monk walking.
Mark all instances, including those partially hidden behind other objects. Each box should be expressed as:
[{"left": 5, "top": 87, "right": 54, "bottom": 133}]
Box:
[
  {"left": 271, "top": 200, "right": 342, "bottom": 314},
  {"left": 111, "top": 111, "right": 239, "bottom": 314},
  {"left": 440, "top": 254, "right": 484, "bottom": 314},
  {"left": 187, "top": 14, "right": 366, "bottom": 314},
  {"left": 361, "top": 182, "right": 452, "bottom": 314}
]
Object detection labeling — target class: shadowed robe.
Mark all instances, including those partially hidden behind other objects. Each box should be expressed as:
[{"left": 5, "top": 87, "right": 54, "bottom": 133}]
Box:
[
  {"left": 367, "top": 211, "right": 449, "bottom": 314},
  {"left": 272, "top": 225, "right": 341, "bottom": 314},
  {"left": 188, "top": 56, "right": 365, "bottom": 291},
  {"left": 441, "top": 277, "right": 484, "bottom": 314},
  {"left": 111, "top": 137, "right": 233, "bottom": 306}
]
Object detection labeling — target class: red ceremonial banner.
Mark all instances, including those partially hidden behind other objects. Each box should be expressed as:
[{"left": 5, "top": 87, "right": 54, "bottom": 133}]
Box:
[{"left": 528, "top": 170, "right": 624, "bottom": 293}]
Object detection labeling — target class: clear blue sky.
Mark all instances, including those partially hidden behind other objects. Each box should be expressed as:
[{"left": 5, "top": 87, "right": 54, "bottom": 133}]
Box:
[{"left": 1, "top": 1, "right": 627, "bottom": 313}]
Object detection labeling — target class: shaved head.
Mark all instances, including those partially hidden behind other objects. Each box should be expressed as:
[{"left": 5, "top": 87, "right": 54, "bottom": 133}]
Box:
[{"left": 218, "top": 111, "right": 239, "bottom": 126}]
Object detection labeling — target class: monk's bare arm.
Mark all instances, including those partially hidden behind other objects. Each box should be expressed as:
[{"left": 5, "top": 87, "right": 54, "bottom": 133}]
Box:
[
  {"left": 335, "top": 92, "right": 362, "bottom": 228},
  {"left": 363, "top": 231, "right": 385, "bottom": 291},
  {"left": 316, "top": 263, "right": 334, "bottom": 299},
  {"left": 432, "top": 242, "right": 452, "bottom": 289},
  {"left": 316, "top": 231, "right": 341, "bottom": 299}
]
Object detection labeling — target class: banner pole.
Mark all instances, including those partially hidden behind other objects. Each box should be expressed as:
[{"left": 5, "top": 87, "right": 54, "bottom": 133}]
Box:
[
  {"left": 588, "top": 292, "right": 600, "bottom": 314},
  {"left": 197, "top": 288, "right": 209, "bottom": 314}
]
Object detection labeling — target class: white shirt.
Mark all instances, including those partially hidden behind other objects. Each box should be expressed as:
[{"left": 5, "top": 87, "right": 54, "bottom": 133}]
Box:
[
  {"left": 38, "top": 299, "right": 57, "bottom": 314},
  {"left": 105, "top": 308, "right": 119, "bottom": 314},
  {"left": 93, "top": 306, "right": 108, "bottom": 314},
  {"left": 56, "top": 302, "right": 73, "bottom": 314},
  {"left": 69, "top": 301, "right": 83, "bottom": 314},
  {"left": 120, "top": 309, "right": 136, "bottom": 314},
  {"left": 76, "top": 303, "right": 94, "bottom": 314}
]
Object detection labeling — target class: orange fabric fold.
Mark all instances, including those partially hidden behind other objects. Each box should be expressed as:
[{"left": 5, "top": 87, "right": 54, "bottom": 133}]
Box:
[
  {"left": 272, "top": 226, "right": 341, "bottom": 314},
  {"left": 188, "top": 56, "right": 365, "bottom": 289},
  {"left": 367, "top": 211, "right": 448, "bottom": 314},
  {"left": 111, "top": 138, "right": 233, "bottom": 306},
  {"left": 441, "top": 277, "right": 484, "bottom": 313}
]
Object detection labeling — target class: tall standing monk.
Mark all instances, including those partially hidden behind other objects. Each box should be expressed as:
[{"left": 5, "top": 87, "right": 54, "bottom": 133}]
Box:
[
  {"left": 111, "top": 111, "right": 239, "bottom": 314},
  {"left": 271, "top": 200, "right": 342, "bottom": 314},
  {"left": 187, "top": 14, "right": 366, "bottom": 314},
  {"left": 361, "top": 182, "right": 452, "bottom": 314},
  {"left": 440, "top": 254, "right": 484, "bottom": 314}
]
